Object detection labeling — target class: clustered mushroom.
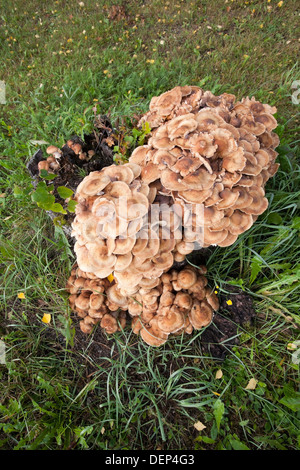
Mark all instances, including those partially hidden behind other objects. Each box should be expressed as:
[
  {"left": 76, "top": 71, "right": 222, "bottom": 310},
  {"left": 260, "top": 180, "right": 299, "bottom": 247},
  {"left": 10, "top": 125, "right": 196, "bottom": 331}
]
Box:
[
  {"left": 37, "top": 145, "right": 62, "bottom": 174},
  {"left": 129, "top": 265, "right": 219, "bottom": 346},
  {"left": 66, "top": 139, "right": 95, "bottom": 161},
  {"left": 66, "top": 263, "right": 218, "bottom": 346},
  {"left": 71, "top": 163, "right": 186, "bottom": 295},
  {"left": 66, "top": 264, "right": 127, "bottom": 334},
  {"left": 132, "top": 86, "right": 279, "bottom": 248},
  {"left": 37, "top": 138, "right": 98, "bottom": 177},
  {"left": 65, "top": 85, "right": 280, "bottom": 346}
]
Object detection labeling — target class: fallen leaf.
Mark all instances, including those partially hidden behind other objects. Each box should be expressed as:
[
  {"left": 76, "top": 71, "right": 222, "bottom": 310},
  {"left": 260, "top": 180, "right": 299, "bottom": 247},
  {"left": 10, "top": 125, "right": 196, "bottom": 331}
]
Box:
[
  {"left": 194, "top": 421, "right": 206, "bottom": 431},
  {"left": 17, "top": 292, "right": 26, "bottom": 299},
  {"left": 41, "top": 313, "right": 51, "bottom": 324},
  {"left": 245, "top": 378, "right": 257, "bottom": 390},
  {"left": 215, "top": 369, "right": 223, "bottom": 379},
  {"left": 105, "top": 137, "right": 115, "bottom": 147}
]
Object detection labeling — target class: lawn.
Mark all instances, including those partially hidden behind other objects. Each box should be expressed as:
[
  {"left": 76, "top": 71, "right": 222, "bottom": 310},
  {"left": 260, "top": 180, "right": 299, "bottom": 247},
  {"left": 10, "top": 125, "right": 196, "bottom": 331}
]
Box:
[{"left": 0, "top": 0, "right": 299, "bottom": 450}]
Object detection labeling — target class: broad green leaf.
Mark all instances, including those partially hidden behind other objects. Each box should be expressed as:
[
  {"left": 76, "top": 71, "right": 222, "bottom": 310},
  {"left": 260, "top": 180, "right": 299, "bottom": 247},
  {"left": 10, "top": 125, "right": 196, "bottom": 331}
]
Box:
[
  {"left": 267, "top": 213, "right": 283, "bottom": 225},
  {"left": 201, "top": 436, "right": 215, "bottom": 444},
  {"left": 32, "top": 190, "right": 55, "bottom": 208},
  {"left": 250, "top": 256, "right": 263, "bottom": 284},
  {"left": 213, "top": 398, "right": 225, "bottom": 432},
  {"left": 132, "top": 128, "right": 142, "bottom": 139},
  {"left": 279, "top": 396, "right": 300, "bottom": 412},
  {"left": 51, "top": 203, "right": 67, "bottom": 214},
  {"left": 230, "top": 438, "right": 250, "bottom": 450},
  {"left": 57, "top": 186, "right": 74, "bottom": 199},
  {"left": 40, "top": 169, "right": 57, "bottom": 180},
  {"left": 279, "top": 385, "right": 300, "bottom": 412},
  {"left": 67, "top": 199, "right": 77, "bottom": 212}
]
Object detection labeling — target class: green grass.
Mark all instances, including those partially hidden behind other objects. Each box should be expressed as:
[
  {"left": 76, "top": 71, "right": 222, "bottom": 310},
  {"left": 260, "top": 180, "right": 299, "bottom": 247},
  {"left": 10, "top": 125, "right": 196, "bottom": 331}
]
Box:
[{"left": 0, "top": 0, "right": 300, "bottom": 450}]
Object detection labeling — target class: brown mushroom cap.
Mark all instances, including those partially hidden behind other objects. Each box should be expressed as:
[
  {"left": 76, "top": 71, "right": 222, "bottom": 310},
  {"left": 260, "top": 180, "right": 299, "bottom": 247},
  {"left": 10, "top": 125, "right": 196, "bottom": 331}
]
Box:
[
  {"left": 106, "top": 283, "right": 128, "bottom": 308},
  {"left": 176, "top": 269, "right": 197, "bottom": 289},
  {"left": 188, "top": 300, "right": 213, "bottom": 329},
  {"left": 140, "top": 319, "right": 169, "bottom": 346},
  {"left": 46, "top": 145, "right": 60, "bottom": 155},
  {"left": 174, "top": 292, "right": 193, "bottom": 309},
  {"left": 157, "top": 306, "right": 185, "bottom": 334},
  {"left": 205, "top": 288, "right": 220, "bottom": 311},
  {"left": 101, "top": 314, "right": 118, "bottom": 334},
  {"left": 76, "top": 171, "right": 112, "bottom": 198},
  {"left": 150, "top": 86, "right": 182, "bottom": 116},
  {"left": 89, "top": 293, "right": 105, "bottom": 310}
]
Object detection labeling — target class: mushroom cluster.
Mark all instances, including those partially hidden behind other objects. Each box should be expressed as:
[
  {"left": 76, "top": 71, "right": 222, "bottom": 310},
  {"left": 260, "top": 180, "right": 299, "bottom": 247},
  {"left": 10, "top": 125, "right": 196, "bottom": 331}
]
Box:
[
  {"left": 37, "top": 145, "right": 62, "bottom": 174},
  {"left": 66, "top": 263, "right": 218, "bottom": 346},
  {"left": 129, "top": 265, "right": 219, "bottom": 346},
  {"left": 65, "top": 85, "right": 280, "bottom": 347},
  {"left": 66, "top": 264, "right": 127, "bottom": 334},
  {"left": 132, "top": 86, "right": 279, "bottom": 247},
  {"left": 71, "top": 163, "right": 187, "bottom": 294},
  {"left": 66, "top": 139, "right": 95, "bottom": 161}
]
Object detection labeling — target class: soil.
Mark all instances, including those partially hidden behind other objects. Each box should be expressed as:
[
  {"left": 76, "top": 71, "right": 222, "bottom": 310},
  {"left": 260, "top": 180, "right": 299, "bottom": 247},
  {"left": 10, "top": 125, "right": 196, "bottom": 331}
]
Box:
[{"left": 201, "top": 285, "right": 256, "bottom": 360}]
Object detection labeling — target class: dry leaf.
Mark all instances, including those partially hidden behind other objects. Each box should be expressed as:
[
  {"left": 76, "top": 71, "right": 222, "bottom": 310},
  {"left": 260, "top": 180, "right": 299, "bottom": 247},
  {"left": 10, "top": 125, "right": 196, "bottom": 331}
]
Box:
[
  {"left": 105, "top": 136, "right": 115, "bottom": 147},
  {"left": 215, "top": 369, "right": 223, "bottom": 379},
  {"left": 245, "top": 378, "right": 257, "bottom": 390},
  {"left": 194, "top": 421, "right": 206, "bottom": 431},
  {"left": 41, "top": 313, "right": 51, "bottom": 324}
]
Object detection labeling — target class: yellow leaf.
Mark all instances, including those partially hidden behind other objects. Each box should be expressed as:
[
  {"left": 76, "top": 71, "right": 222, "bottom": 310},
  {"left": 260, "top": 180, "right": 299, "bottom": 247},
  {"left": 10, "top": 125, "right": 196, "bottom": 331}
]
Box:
[
  {"left": 212, "top": 391, "right": 220, "bottom": 396},
  {"left": 245, "top": 378, "right": 257, "bottom": 390},
  {"left": 215, "top": 369, "right": 223, "bottom": 379},
  {"left": 194, "top": 421, "right": 206, "bottom": 431},
  {"left": 42, "top": 313, "right": 51, "bottom": 324},
  {"left": 226, "top": 299, "right": 233, "bottom": 306},
  {"left": 107, "top": 273, "right": 114, "bottom": 283},
  {"left": 18, "top": 292, "right": 26, "bottom": 299}
]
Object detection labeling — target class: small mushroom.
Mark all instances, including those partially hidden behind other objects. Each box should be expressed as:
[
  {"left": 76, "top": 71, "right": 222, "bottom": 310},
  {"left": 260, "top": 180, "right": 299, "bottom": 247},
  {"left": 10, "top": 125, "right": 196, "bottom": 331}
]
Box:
[
  {"left": 101, "top": 314, "right": 118, "bottom": 334},
  {"left": 188, "top": 300, "right": 213, "bottom": 329}
]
